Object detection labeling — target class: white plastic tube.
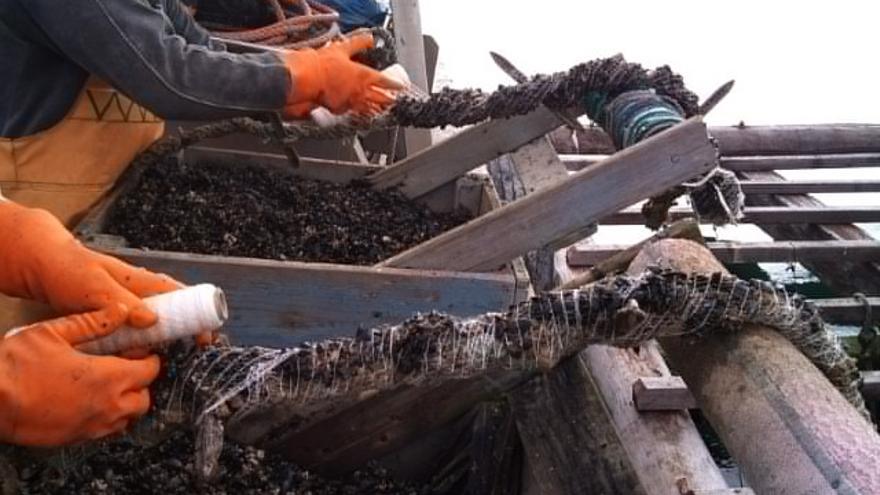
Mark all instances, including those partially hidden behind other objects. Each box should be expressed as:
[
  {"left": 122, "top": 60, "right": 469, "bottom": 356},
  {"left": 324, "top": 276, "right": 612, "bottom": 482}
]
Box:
[{"left": 7, "top": 284, "right": 228, "bottom": 355}]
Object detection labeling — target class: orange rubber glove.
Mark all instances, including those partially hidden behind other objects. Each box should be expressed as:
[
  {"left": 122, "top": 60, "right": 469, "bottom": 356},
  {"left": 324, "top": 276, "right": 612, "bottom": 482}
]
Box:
[
  {"left": 0, "top": 304, "right": 160, "bottom": 446},
  {"left": 0, "top": 201, "right": 176, "bottom": 327},
  {"left": 282, "top": 32, "right": 404, "bottom": 119}
]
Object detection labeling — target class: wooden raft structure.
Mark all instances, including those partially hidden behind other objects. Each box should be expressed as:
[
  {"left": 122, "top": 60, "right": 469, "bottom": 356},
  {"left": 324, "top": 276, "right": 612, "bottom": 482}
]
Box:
[{"left": 74, "top": 2, "right": 880, "bottom": 490}]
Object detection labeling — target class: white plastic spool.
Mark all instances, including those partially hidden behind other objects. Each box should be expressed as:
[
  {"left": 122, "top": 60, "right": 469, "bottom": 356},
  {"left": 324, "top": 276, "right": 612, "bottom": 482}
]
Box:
[{"left": 7, "top": 284, "right": 228, "bottom": 355}]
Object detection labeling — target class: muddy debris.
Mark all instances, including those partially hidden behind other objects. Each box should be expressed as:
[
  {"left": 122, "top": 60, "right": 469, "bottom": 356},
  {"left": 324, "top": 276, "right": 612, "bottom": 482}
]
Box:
[
  {"left": 15, "top": 431, "right": 420, "bottom": 495},
  {"left": 105, "top": 159, "right": 470, "bottom": 265}
]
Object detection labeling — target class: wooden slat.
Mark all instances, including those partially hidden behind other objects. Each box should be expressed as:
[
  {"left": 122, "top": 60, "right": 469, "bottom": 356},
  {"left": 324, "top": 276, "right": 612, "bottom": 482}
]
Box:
[
  {"left": 742, "top": 170, "right": 880, "bottom": 294},
  {"left": 367, "top": 107, "right": 564, "bottom": 198},
  {"left": 723, "top": 153, "right": 880, "bottom": 171},
  {"left": 740, "top": 179, "right": 880, "bottom": 194},
  {"left": 381, "top": 118, "right": 715, "bottom": 271},
  {"left": 601, "top": 206, "right": 880, "bottom": 225},
  {"left": 568, "top": 240, "right": 880, "bottom": 266},
  {"left": 183, "top": 146, "right": 380, "bottom": 182},
  {"left": 99, "top": 248, "right": 517, "bottom": 347},
  {"left": 551, "top": 125, "right": 880, "bottom": 156},
  {"left": 811, "top": 297, "right": 880, "bottom": 326}
]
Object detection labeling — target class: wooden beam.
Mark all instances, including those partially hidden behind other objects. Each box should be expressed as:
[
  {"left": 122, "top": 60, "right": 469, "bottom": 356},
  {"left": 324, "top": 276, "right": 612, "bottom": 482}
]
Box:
[
  {"left": 864, "top": 371, "right": 880, "bottom": 401},
  {"left": 742, "top": 170, "right": 880, "bottom": 294},
  {"left": 568, "top": 240, "right": 880, "bottom": 266},
  {"left": 601, "top": 206, "right": 880, "bottom": 225},
  {"left": 740, "top": 179, "right": 880, "bottom": 194},
  {"left": 380, "top": 118, "right": 716, "bottom": 271},
  {"left": 811, "top": 297, "right": 880, "bottom": 326},
  {"left": 367, "top": 107, "right": 564, "bottom": 198},
  {"left": 551, "top": 125, "right": 880, "bottom": 156},
  {"left": 390, "top": 0, "right": 432, "bottom": 154},
  {"left": 723, "top": 153, "right": 880, "bottom": 171},
  {"left": 632, "top": 239, "right": 880, "bottom": 495}
]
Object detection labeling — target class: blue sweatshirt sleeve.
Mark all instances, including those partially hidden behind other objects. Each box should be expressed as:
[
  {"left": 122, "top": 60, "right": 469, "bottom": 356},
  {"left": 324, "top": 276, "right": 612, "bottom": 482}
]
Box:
[{"left": 19, "top": 0, "right": 290, "bottom": 120}]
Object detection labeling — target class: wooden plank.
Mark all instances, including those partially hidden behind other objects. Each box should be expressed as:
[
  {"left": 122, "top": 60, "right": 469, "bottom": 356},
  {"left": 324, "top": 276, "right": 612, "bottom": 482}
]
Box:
[
  {"left": 486, "top": 137, "right": 593, "bottom": 291},
  {"left": 390, "top": 0, "right": 432, "bottom": 154},
  {"left": 551, "top": 124, "right": 880, "bottom": 156},
  {"left": 367, "top": 107, "right": 564, "bottom": 198},
  {"left": 742, "top": 170, "right": 880, "bottom": 294},
  {"left": 602, "top": 206, "right": 880, "bottom": 225},
  {"left": 723, "top": 153, "right": 880, "bottom": 171},
  {"left": 632, "top": 376, "right": 697, "bottom": 411},
  {"left": 381, "top": 118, "right": 716, "bottom": 272},
  {"left": 812, "top": 297, "right": 880, "bottom": 326},
  {"left": 512, "top": 358, "right": 647, "bottom": 495},
  {"left": 568, "top": 240, "right": 880, "bottom": 266},
  {"left": 95, "top": 248, "right": 518, "bottom": 347},
  {"left": 864, "top": 371, "right": 880, "bottom": 401},
  {"left": 740, "top": 179, "right": 880, "bottom": 194},
  {"left": 632, "top": 239, "right": 880, "bottom": 495}
]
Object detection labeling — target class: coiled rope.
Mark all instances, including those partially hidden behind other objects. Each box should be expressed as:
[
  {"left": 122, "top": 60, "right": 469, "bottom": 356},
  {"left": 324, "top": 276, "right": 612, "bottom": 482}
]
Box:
[{"left": 200, "top": 0, "right": 341, "bottom": 49}]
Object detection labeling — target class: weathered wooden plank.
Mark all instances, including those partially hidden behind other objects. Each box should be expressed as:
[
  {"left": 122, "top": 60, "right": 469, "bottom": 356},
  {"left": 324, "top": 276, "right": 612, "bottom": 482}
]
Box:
[
  {"left": 569, "top": 240, "right": 880, "bottom": 266},
  {"left": 381, "top": 118, "right": 715, "bottom": 272},
  {"left": 367, "top": 107, "right": 564, "bottom": 198},
  {"left": 632, "top": 376, "right": 698, "bottom": 411},
  {"left": 512, "top": 358, "right": 647, "bottom": 495},
  {"left": 812, "top": 297, "right": 880, "bottom": 326},
  {"left": 742, "top": 170, "right": 880, "bottom": 294},
  {"left": 633, "top": 239, "right": 880, "bottom": 495},
  {"left": 97, "top": 248, "right": 518, "bottom": 347},
  {"left": 487, "top": 138, "right": 592, "bottom": 291},
  {"left": 740, "top": 179, "right": 880, "bottom": 194},
  {"left": 560, "top": 153, "right": 880, "bottom": 173},
  {"left": 551, "top": 124, "right": 880, "bottom": 156},
  {"left": 602, "top": 206, "right": 880, "bottom": 225},
  {"left": 390, "top": 0, "right": 432, "bottom": 154}
]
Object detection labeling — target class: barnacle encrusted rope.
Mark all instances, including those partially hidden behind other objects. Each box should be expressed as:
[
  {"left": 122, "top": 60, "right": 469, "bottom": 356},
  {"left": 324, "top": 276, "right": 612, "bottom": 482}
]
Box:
[
  {"left": 157, "top": 269, "right": 866, "bottom": 434},
  {"left": 585, "top": 89, "right": 744, "bottom": 227},
  {"left": 130, "top": 55, "right": 700, "bottom": 168}
]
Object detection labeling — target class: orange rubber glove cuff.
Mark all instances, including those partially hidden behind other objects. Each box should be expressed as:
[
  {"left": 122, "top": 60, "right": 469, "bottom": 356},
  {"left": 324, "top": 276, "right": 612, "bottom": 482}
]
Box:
[{"left": 0, "top": 304, "right": 160, "bottom": 446}]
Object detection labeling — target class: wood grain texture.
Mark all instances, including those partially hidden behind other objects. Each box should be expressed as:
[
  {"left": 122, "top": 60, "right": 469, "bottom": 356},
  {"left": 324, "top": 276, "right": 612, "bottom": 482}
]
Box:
[
  {"left": 390, "top": 0, "right": 432, "bottom": 154},
  {"left": 382, "top": 118, "right": 715, "bottom": 272},
  {"left": 632, "top": 239, "right": 880, "bottom": 495},
  {"left": 812, "top": 297, "right": 880, "bottom": 326},
  {"left": 632, "top": 376, "right": 697, "bottom": 411},
  {"left": 101, "top": 248, "right": 518, "bottom": 347},
  {"left": 367, "top": 107, "right": 564, "bottom": 198}
]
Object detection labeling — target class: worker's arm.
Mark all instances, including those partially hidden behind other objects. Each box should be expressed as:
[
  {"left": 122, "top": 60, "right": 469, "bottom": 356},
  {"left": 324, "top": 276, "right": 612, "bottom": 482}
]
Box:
[
  {"left": 161, "top": 0, "right": 216, "bottom": 47},
  {"left": 20, "top": 0, "right": 289, "bottom": 120},
  {"left": 0, "top": 304, "right": 160, "bottom": 446}
]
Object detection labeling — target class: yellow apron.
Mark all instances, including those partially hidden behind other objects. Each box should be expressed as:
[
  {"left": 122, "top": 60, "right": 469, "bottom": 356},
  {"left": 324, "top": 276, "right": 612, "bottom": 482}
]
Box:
[{"left": 0, "top": 77, "right": 164, "bottom": 329}]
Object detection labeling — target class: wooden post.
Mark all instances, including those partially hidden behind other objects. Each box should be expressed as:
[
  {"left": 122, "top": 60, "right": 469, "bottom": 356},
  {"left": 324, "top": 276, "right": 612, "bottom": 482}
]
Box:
[
  {"left": 381, "top": 118, "right": 715, "bottom": 272},
  {"left": 390, "top": 0, "right": 432, "bottom": 154},
  {"left": 629, "top": 238, "right": 880, "bottom": 495}
]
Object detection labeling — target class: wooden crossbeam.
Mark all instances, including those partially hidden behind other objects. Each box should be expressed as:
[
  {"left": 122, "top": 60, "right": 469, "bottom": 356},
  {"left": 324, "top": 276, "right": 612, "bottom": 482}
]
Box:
[
  {"left": 561, "top": 153, "right": 880, "bottom": 173},
  {"left": 380, "top": 118, "right": 716, "bottom": 271},
  {"left": 739, "top": 180, "right": 880, "bottom": 194},
  {"left": 367, "top": 107, "right": 564, "bottom": 198},
  {"left": 601, "top": 206, "right": 880, "bottom": 225},
  {"left": 568, "top": 240, "right": 880, "bottom": 266},
  {"left": 811, "top": 297, "right": 880, "bottom": 326}
]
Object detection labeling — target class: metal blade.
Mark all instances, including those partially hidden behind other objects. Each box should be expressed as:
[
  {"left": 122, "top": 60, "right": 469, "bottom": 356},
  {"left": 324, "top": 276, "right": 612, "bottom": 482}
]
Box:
[{"left": 699, "top": 80, "right": 735, "bottom": 115}]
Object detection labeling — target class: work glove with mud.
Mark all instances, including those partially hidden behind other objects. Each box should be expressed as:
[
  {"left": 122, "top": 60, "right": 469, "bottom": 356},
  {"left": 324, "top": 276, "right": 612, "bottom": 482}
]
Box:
[
  {"left": 0, "top": 304, "right": 159, "bottom": 446},
  {"left": 282, "top": 32, "right": 404, "bottom": 118}
]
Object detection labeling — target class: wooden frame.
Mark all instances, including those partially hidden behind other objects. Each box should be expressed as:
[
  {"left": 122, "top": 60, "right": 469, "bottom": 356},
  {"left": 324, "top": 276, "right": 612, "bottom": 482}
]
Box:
[{"left": 74, "top": 146, "right": 527, "bottom": 347}]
